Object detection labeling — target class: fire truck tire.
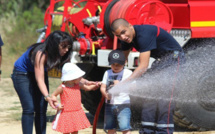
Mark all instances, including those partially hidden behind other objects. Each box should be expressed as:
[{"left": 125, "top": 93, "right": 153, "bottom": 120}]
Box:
[
  {"left": 174, "top": 39, "right": 215, "bottom": 131},
  {"left": 174, "top": 70, "right": 215, "bottom": 130}
]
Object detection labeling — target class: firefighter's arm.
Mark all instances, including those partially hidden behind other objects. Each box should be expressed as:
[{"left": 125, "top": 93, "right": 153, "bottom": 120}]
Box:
[
  {"left": 34, "top": 51, "right": 56, "bottom": 109},
  {"left": 123, "top": 49, "right": 131, "bottom": 62},
  {"left": 129, "top": 51, "right": 150, "bottom": 79}
]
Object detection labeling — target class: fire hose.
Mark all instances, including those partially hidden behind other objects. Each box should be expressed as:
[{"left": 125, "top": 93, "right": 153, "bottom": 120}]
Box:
[
  {"left": 92, "top": 57, "right": 180, "bottom": 134},
  {"left": 92, "top": 96, "right": 105, "bottom": 134},
  {"left": 167, "top": 56, "right": 180, "bottom": 134}
]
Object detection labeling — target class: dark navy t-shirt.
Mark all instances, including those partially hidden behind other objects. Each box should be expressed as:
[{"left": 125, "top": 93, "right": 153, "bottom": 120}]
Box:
[
  {"left": 14, "top": 48, "right": 35, "bottom": 72},
  {"left": 14, "top": 47, "right": 47, "bottom": 72},
  {"left": 121, "top": 25, "right": 182, "bottom": 59}
]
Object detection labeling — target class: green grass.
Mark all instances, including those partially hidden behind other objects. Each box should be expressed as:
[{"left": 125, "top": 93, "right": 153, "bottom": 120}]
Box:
[
  {"left": 9, "top": 112, "right": 21, "bottom": 121},
  {"left": 8, "top": 106, "right": 21, "bottom": 111},
  {"left": 1, "top": 7, "right": 44, "bottom": 78},
  {"left": 48, "top": 77, "right": 61, "bottom": 91},
  {"left": 0, "top": 9, "right": 65, "bottom": 123},
  {"left": 13, "top": 101, "right": 20, "bottom": 104}
]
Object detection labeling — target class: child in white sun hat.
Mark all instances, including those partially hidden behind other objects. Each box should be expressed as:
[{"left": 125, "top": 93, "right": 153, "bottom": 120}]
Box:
[{"left": 51, "top": 62, "right": 100, "bottom": 134}]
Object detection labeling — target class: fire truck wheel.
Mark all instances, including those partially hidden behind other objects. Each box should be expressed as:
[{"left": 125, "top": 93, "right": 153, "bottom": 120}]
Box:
[
  {"left": 80, "top": 65, "right": 107, "bottom": 118},
  {"left": 175, "top": 69, "right": 215, "bottom": 131},
  {"left": 174, "top": 40, "right": 215, "bottom": 131}
]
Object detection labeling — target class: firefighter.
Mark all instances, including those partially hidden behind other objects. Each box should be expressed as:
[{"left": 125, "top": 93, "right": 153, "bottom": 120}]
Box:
[{"left": 111, "top": 18, "right": 185, "bottom": 134}]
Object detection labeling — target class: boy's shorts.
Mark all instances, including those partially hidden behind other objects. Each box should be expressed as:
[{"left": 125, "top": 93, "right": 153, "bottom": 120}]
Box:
[{"left": 104, "top": 103, "right": 131, "bottom": 131}]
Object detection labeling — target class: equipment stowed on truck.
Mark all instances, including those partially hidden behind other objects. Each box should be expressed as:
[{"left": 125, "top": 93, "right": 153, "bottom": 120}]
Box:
[{"left": 37, "top": 0, "right": 215, "bottom": 131}]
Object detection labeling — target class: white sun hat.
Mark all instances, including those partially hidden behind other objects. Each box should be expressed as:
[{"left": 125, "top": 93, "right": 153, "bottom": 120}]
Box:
[{"left": 61, "top": 63, "right": 85, "bottom": 81}]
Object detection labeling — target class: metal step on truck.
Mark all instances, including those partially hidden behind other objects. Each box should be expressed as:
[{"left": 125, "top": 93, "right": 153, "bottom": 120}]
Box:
[{"left": 37, "top": 0, "right": 215, "bottom": 131}]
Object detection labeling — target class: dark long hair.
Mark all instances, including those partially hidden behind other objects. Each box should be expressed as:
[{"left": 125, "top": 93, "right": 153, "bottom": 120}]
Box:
[{"left": 29, "top": 30, "right": 73, "bottom": 70}]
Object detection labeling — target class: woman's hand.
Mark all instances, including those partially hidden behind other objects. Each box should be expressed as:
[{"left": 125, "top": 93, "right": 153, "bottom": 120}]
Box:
[
  {"left": 46, "top": 97, "right": 57, "bottom": 109},
  {"left": 51, "top": 95, "right": 57, "bottom": 102}
]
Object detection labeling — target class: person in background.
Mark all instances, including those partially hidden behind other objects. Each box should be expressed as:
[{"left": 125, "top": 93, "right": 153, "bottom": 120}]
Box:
[
  {"left": 0, "top": 35, "right": 4, "bottom": 81},
  {"left": 111, "top": 18, "right": 185, "bottom": 134},
  {"left": 51, "top": 62, "right": 100, "bottom": 134},
  {"left": 100, "top": 50, "right": 133, "bottom": 134},
  {"left": 11, "top": 30, "right": 94, "bottom": 134}
]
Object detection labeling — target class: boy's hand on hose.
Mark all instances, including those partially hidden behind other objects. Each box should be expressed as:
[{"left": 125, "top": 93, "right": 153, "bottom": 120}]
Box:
[
  {"left": 102, "top": 92, "right": 110, "bottom": 100},
  {"left": 113, "top": 80, "right": 120, "bottom": 85},
  {"left": 106, "top": 93, "right": 111, "bottom": 100}
]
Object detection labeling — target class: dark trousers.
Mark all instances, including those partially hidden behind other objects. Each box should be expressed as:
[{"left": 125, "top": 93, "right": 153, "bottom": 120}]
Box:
[
  {"left": 11, "top": 70, "right": 49, "bottom": 134},
  {"left": 140, "top": 95, "right": 175, "bottom": 134},
  {"left": 140, "top": 51, "right": 185, "bottom": 134}
]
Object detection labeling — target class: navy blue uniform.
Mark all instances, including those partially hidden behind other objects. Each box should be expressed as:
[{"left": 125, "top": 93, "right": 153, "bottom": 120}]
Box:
[
  {"left": 121, "top": 25, "right": 185, "bottom": 134},
  {"left": 121, "top": 25, "right": 182, "bottom": 58}
]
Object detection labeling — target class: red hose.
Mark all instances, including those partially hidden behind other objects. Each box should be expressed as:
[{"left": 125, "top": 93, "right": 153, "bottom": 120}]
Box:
[
  {"left": 93, "top": 96, "right": 105, "bottom": 134},
  {"left": 167, "top": 57, "right": 180, "bottom": 134}
]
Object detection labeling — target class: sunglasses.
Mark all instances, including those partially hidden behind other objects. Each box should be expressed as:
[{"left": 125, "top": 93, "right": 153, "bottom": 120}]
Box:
[{"left": 59, "top": 44, "right": 72, "bottom": 49}]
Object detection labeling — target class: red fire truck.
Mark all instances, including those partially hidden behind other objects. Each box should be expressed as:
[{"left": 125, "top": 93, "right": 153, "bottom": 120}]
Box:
[{"left": 37, "top": 0, "right": 215, "bottom": 131}]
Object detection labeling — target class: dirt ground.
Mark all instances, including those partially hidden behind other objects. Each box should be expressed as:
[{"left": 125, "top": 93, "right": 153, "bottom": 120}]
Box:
[
  {"left": 0, "top": 78, "right": 133, "bottom": 134},
  {"left": 1, "top": 77, "right": 215, "bottom": 134}
]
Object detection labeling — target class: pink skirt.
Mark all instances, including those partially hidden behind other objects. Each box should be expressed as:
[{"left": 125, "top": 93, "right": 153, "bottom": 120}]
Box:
[{"left": 52, "top": 109, "right": 91, "bottom": 133}]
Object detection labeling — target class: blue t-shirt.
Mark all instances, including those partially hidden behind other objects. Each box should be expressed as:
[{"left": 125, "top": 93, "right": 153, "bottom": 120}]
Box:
[
  {"left": 121, "top": 25, "right": 182, "bottom": 59},
  {"left": 14, "top": 48, "right": 35, "bottom": 72},
  {"left": 0, "top": 36, "right": 4, "bottom": 47}
]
